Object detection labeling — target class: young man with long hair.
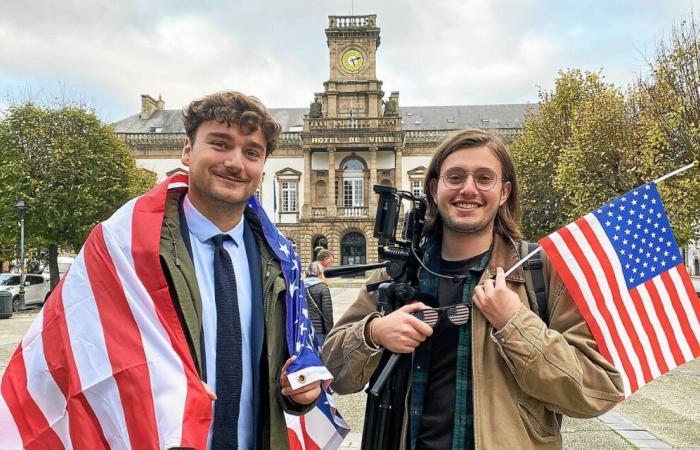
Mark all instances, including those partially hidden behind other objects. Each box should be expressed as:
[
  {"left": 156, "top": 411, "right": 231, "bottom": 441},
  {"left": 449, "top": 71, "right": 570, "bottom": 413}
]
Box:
[{"left": 322, "top": 129, "right": 623, "bottom": 449}]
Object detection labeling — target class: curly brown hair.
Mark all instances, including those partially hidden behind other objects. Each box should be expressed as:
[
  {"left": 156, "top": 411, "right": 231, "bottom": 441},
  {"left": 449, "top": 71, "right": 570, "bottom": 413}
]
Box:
[
  {"left": 423, "top": 128, "right": 522, "bottom": 241},
  {"left": 182, "top": 91, "right": 282, "bottom": 156}
]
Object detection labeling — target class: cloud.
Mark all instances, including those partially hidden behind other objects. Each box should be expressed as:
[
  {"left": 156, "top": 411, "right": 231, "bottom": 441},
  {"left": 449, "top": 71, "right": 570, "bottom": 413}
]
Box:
[{"left": 0, "top": 0, "right": 696, "bottom": 120}]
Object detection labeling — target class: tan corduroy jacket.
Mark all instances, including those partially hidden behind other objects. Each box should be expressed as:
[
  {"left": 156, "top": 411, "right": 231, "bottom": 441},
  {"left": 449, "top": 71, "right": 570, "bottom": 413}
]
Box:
[{"left": 322, "top": 233, "right": 624, "bottom": 449}]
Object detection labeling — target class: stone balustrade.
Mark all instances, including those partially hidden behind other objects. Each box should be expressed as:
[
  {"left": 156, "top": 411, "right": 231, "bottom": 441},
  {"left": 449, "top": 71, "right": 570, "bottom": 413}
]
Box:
[
  {"left": 328, "top": 15, "right": 377, "bottom": 28},
  {"left": 338, "top": 207, "right": 369, "bottom": 218},
  {"left": 306, "top": 117, "right": 400, "bottom": 131}
]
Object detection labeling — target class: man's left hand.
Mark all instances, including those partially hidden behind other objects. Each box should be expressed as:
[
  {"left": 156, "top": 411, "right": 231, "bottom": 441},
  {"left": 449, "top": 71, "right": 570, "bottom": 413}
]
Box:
[
  {"left": 279, "top": 356, "right": 321, "bottom": 405},
  {"left": 472, "top": 267, "right": 521, "bottom": 330}
]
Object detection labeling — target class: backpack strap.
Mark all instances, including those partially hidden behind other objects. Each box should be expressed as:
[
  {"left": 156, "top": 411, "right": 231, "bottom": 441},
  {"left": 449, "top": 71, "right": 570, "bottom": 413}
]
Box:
[
  {"left": 519, "top": 241, "right": 563, "bottom": 426},
  {"left": 520, "top": 240, "right": 550, "bottom": 325}
]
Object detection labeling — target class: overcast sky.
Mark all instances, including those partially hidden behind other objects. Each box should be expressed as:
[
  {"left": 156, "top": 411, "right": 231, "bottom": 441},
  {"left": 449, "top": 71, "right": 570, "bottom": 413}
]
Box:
[{"left": 0, "top": 0, "right": 696, "bottom": 122}]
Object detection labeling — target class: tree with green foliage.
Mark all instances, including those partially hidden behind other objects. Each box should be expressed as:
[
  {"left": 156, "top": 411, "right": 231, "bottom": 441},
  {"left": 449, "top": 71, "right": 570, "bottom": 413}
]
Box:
[
  {"left": 511, "top": 49, "right": 700, "bottom": 245},
  {"left": 554, "top": 85, "right": 639, "bottom": 222},
  {"left": 0, "top": 103, "right": 156, "bottom": 288},
  {"left": 637, "top": 13, "right": 700, "bottom": 164},
  {"left": 634, "top": 13, "right": 700, "bottom": 244},
  {"left": 510, "top": 70, "right": 614, "bottom": 240},
  {"left": 630, "top": 106, "right": 700, "bottom": 245}
]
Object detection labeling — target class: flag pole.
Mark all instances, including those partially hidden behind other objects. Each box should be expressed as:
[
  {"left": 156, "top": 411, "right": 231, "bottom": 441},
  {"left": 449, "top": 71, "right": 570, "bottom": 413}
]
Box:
[
  {"left": 653, "top": 160, "right": 697, "bottom": 184},
  {"left": 503, "top": 160, "right": 698, "bottom": 278},
  {"left": 504, "top": 245, "right": 542, "bottom": 277}
]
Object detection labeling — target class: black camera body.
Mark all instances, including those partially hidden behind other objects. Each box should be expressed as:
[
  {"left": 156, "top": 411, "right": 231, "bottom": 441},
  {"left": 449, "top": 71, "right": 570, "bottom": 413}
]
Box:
[
  {"left": 324, "top": 184, "right": 427, "bottom": 287},
  {"left": 371, "top": 184, "right": 426, "bottom": 305}
]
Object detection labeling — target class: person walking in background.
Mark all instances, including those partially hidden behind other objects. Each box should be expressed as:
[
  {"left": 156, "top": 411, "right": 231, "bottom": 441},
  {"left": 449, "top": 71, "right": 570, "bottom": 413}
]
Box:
[
  {"left": 304, "top": 261, "right": 334, "bottom": 346},
  {"left": 315, "top": 248, "right": 334, "bottom": 270}
]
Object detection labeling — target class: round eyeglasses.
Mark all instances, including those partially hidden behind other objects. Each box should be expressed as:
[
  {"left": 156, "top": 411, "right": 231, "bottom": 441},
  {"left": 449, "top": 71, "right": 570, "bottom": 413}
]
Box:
[
  {"left": 440, "top": 168, "right": 501, "bottom": 191},
  {"left": 411, "top": 304, "right": 471, "bottom": 327}
]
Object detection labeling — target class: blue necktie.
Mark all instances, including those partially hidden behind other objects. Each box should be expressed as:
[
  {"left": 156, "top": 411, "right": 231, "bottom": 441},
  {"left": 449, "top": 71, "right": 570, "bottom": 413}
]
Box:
[{"left": 210, "top": 234, "right": 242, "bottom": 449}]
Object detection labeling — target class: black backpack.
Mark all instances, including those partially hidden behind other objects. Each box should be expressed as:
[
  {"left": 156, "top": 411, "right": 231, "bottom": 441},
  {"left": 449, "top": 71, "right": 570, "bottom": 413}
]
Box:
[
  {"left": 520, "top": 240, "right": 564, "bottom": 427},
  {"left": 520, "top": 240, "right": 549, "bottom": 325}
]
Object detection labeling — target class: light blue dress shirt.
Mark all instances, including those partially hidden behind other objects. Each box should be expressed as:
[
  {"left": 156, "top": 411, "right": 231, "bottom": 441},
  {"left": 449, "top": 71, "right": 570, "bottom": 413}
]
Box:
[{"left": 183, "top": 195, "right": 253, "bottom": 450}]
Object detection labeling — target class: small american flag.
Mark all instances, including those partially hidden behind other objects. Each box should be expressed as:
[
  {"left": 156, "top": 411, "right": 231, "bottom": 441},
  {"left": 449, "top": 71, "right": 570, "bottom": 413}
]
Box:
[
  {"left": 540, "top": 182, "right": 700, "bottom": 397},
  {"left": 0, "top": 174, "right": 349, "bottom": 449}
]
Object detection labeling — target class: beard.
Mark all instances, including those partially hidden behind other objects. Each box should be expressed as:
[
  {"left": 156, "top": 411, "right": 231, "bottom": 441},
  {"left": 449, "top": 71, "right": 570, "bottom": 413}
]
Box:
[{"left": 440, "top": 206, "right": 499, "bottom": 235}]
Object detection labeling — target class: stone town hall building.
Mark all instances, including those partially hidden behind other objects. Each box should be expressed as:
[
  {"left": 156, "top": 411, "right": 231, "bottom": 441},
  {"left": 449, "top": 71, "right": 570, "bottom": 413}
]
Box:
[{"left": 113, "top": 15, "right": 530, "bottom": 267}]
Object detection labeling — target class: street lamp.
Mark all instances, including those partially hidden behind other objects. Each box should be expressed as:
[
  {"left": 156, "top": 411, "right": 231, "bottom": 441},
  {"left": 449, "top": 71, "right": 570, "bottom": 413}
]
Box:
[{"left": 15, "top": 199, "right": 28, "bottom": 311}]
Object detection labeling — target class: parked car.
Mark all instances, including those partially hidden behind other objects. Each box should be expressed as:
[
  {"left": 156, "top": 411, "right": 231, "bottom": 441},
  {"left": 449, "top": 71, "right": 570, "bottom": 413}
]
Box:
[
  {"left": 42, "top": 256, "right": 75, "bottom": 282},
  {"left": 691, "top": 276, "right": 700, "bottom": 299},
  {"left": 0, "top": 273, "right": 51, "bottom": 311}
]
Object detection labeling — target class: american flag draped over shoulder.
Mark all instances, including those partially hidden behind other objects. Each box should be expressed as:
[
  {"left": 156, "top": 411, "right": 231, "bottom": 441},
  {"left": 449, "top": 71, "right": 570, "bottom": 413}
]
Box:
[
  {"left": 0, "top": 174, "right": 349, "bottom": 449},
  {"left": 246, "top": 195, "right": 350, "bottom": 450},
  {"left": 0, "top": 174, "right": 211, "bottom": 449},
  {"left": 539, "top": 182, "right": 700, "bottom": 397}
]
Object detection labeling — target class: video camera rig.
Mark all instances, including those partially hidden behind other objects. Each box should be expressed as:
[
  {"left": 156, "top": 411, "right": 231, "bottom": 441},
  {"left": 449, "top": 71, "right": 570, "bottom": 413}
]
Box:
[{"left": 324, "top": 184, "right": 428, "bottom": 450}]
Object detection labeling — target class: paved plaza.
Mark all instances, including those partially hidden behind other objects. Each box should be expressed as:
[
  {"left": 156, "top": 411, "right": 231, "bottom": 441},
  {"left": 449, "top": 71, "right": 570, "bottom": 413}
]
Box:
[{"left": 1, "top": 286, "right": 699, "bottom": 449}]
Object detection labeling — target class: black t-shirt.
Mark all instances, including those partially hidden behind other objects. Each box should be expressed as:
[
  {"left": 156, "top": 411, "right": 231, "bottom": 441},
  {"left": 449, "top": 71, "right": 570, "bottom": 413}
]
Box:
[{"left": 415, "top": 252, "right": 487, "bottom": 450}]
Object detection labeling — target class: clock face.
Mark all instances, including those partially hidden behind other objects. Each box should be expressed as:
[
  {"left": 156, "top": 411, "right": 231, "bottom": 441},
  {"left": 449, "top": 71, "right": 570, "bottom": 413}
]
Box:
[{"left": 341, "top": 48, "right": 364, "bottom": 73}]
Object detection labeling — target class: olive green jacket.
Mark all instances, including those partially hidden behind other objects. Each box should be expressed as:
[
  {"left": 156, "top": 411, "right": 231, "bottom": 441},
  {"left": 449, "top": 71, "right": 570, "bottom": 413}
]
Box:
[
  {"left": 160, "top": 188, "right": 311, "bottom": 449},
  {"left": 322, "top": 233, "right": 624, "bottom": 450}
]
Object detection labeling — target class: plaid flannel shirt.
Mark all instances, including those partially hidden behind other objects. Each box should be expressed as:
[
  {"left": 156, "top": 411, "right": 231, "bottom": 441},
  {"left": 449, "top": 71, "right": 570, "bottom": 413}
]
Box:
[{"left": 409, "top": 239, "right": 490, "bottom": 450}]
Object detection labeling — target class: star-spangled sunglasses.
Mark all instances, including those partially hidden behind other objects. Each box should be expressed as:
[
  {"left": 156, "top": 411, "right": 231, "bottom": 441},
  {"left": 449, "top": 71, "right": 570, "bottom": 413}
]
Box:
[{"left": 411, "top": 304, "right": 471, "bottom": 327}]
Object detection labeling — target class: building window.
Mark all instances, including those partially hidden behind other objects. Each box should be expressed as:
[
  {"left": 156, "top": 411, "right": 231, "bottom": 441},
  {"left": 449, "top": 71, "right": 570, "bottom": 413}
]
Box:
[
  {"left": 411, "top": 180, "right": 424, "bottom": 198},
  {"left": 150, "top": 127, "right": 163, "bottom": 133},
  {"left": 275, "top": 168, "right": 301, "bottom": 216},
  {"left": 341, "top": 232, "right": 366, "bottom": 266},
  {"left": 342, "top": 156, "right": 365, "bottom": 208},
  {"left": 344, "top": 179, "right": 364, "bottom": 207},
  {"left": 281, "top": 182, "right": 297, "bottom": 212},
  {"left": 407, "top": 166, "right": 427, "bottom": 199},
  {"left": 343, "top": 159, "right": 364, "bottom": 171}
]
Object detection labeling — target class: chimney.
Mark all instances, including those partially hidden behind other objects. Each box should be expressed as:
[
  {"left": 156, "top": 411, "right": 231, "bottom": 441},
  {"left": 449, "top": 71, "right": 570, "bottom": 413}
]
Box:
[
  {"left": 389, "top": 91, "right": 400, "bottom": 107},
  {"left": 156, "top": 94, "right": 165, "bottom": 110},
  {"left": 140, "top": 94, "right": 161, "bottom": 119}
]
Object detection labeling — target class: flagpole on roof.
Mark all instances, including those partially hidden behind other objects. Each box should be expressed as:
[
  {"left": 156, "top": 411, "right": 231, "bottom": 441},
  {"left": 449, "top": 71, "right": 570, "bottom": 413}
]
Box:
[{"left": 503, "top": 160, "right": 698, "bottom": 278}]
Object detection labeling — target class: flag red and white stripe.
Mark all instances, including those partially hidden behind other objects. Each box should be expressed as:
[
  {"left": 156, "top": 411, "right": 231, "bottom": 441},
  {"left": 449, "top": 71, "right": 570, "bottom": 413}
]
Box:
[
  {"left": 540, "top": 183, "right": 700, "bottom": 397},
  {"left": 0, "top": 174, "right": 349, "bottom": 449},
  {"left": 0, "top": 175, "right": 213, "bottom": 449}
]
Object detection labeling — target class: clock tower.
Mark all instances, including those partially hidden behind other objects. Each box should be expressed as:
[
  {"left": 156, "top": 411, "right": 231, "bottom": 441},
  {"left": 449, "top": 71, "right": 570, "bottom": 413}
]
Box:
[
  {"left": 299, "top": 14, "right": 402, "bottom": 249},
  {"left": 314, "top": 15, "right": 387, "bottom": 119}
]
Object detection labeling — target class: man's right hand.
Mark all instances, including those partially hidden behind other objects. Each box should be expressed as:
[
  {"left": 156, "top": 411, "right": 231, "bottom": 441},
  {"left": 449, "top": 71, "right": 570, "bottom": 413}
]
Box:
[{"left": 369, "top": 302, "right": 433, "bottom": 353}]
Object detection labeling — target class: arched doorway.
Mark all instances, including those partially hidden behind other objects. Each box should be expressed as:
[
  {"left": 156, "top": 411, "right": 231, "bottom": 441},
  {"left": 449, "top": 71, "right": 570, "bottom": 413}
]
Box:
[
  {"left": 312, "top": 235, "right": 328, "bottom": 261},
  {"left": 341, "top": 232, "right": 366, "bottom": 266}
]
